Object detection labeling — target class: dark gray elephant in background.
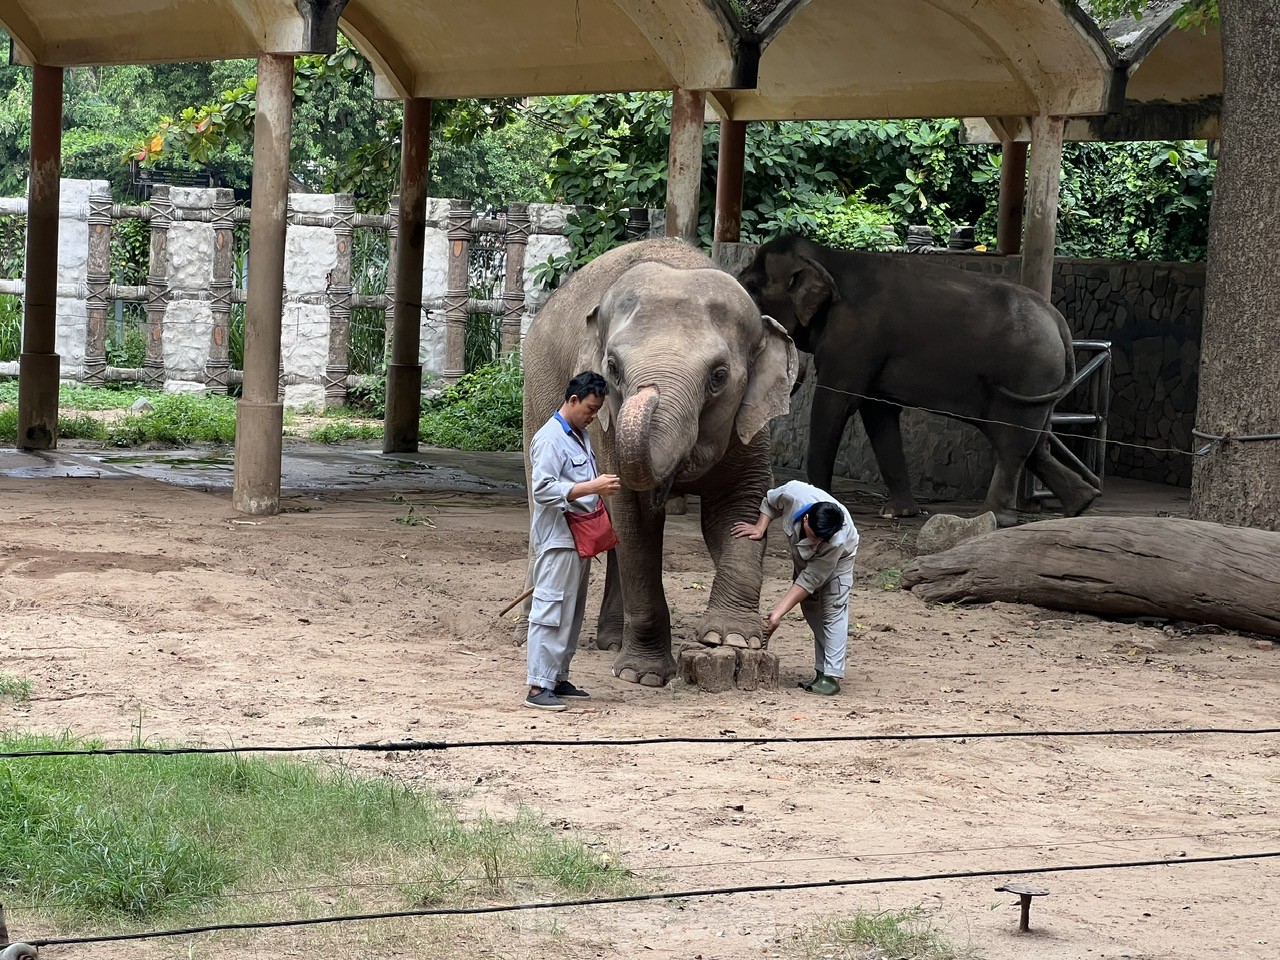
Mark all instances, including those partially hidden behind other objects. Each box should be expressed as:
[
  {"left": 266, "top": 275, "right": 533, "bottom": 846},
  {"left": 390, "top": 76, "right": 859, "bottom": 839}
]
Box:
[
  {"left": 738, "top": 236, "right": 1099, "bottom": 527},
  {"left": 521, "top": 238, "right": 797, "bottom": 686}
]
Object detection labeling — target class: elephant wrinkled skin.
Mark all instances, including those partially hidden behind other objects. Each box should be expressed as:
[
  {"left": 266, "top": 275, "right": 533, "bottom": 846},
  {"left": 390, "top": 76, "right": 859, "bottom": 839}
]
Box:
[
  {"left": 519, "top": 239, "right": 798, "bottom": 687},
  {"left": 738, "top": 236, "right": 1100, "bottom": 527}
]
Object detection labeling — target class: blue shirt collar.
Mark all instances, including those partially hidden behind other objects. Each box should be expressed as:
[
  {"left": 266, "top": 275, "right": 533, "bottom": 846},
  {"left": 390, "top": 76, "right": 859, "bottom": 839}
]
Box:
[
  {"left": 552, "top": 411, "right": 574, "bottom": 434},
  {"left": 792, "top": 502, "right": 815, "bottom": 524}
]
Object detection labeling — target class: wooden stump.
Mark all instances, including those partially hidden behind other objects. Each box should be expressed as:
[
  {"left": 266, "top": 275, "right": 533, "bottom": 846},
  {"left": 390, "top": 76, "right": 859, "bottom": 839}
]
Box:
[
  {"left": 677, "top": 644, "right": 780, "bottom": 692},
  {"left": 901, "top": 516, "right": 1280, "bottom": 638}
]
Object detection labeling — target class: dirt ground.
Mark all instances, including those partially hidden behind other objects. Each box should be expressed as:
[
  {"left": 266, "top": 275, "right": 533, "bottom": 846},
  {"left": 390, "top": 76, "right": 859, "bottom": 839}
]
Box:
[{"left": 1, "top": 442, "right": 1277, "bottom": 960}]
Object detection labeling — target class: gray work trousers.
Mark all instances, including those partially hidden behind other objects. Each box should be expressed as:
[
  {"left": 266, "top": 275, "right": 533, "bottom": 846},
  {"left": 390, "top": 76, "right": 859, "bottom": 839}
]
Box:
[
  {"left": 799, "top": 571, "right": 854, "bottom": 678},
  {"left": 526, "top": 547, "right": 592, "bottom": 690}
]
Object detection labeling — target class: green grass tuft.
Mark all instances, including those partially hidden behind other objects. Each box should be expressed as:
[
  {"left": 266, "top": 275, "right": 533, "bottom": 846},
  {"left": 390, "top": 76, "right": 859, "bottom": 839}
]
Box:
[
  {"left": 0, "top": 672, "right": 32, "bottom": 704},
  {"left": 309, "top": 420, "right": 383, "bottom": 444},
  {"left": 0, "top": 732, "right": 633, "bottom": 928},
  {"left": 419, "top": 354, "right": 523, "bottom": 452},
  {"left": 794, "top": 908, "right": 971, "bottom": 960}
]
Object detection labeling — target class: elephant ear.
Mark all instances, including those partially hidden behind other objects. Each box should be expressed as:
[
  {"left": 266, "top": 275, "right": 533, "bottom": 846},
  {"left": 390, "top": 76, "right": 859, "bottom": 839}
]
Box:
[
  {"left": 735, "top": 313, "right": 799, "bottom": 445},
  {"left": 793, "top": 255, "right": 837, "bottom": 328},
  {"left": 581, "top": 305, "right": 618, "bottom": 432}
]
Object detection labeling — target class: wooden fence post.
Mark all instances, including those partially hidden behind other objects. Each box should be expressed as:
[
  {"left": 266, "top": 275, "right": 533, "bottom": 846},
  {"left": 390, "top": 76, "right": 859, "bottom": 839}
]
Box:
[
  {"left": 143, "top": 184, "right": 171, "bottom": 388},
  {"left": 83, "top": 182, "right": 113, "bottom": 385},
  {"left": 326, "top": 193, "right": 355, "bottom": 407},
  {"left": 444, "top": 199, "right": 472, "bottom": 381},
  {"left": 501, "top": 202, "right": 530, "bottom": 355},
  {"left": 205, "top": 187, "right": 235, "bottom": 393}
]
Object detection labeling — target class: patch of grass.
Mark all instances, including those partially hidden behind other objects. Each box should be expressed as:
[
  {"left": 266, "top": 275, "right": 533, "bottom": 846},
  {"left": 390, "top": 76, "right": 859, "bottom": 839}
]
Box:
[
  {"left": 0, "top": 673, "right": 32, "bottom": 704},
  {"left": 874, "top": 567, "right": 902, "bottom": 591},
  {"left": 0, "top": 732, "right": 633, "bottom": 928},
  {"left": 793, "top": 908, "right": 970, "bottom": 960},
  {"left": 106, "top": 394, "right": 238, "bottom": 446},
  {"left": 392, "top": 505, "right": 434, "bottom": 527},
  {"left": 0, "top": 405, "right": 109, "bottom": 444},
  {"left": 58, "top": 385, "right": 160, "bottom": 411},
  {"left": 309, "top": 420, "right": 383, "bottom": 444}
]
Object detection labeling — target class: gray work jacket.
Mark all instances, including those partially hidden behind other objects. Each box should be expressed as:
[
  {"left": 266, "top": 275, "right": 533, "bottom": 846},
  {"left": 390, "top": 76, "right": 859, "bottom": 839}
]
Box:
[
  {"left": 529, "top": 412, "right": 601, "bottom": 556},
  {"left": 759, "top": 480, "right": 859, "bottom": 594}
]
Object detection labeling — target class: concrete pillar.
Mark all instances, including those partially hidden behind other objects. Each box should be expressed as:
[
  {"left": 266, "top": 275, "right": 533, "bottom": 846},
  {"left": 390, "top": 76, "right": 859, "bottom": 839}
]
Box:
[
  {"left": 713, "top": 119, "right": 747, "bottom": 245},
  {"left": 996, "top": 140, "right": 1028, "bottom": 256},
  {"left": 233, "top": 54, "right": 293, "bottom": 516},
  {"left": 665, "top": 87, "right": 706, "bottom": 244},
  {"left": 1020, "top": 115, "right": 1065, "bottom": 301},
  {"left": 384, "top": 96, "right": 432, "bottom": 453},
  {"left": 17, "top": 64, "right": 63, "bottom": 450}
]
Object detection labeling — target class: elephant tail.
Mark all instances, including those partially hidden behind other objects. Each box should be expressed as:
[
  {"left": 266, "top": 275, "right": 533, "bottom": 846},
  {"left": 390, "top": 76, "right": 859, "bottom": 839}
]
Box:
[{"left": 996, "top": 314, "right": 1077, "bottom": 405}]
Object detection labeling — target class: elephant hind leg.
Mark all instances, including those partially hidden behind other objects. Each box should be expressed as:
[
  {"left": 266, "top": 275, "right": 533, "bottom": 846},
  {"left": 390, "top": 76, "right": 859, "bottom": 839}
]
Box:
[
  {"left": 1026, "top": 438, "right": 1101, "bottom": 517},
  {"left": 979, "top": 416, "right": 1044, "bottom": 527},
  {"left": 595, "top": 550, "right": 624, "bottom": 651},
  {"left": 860, "top": 400, "right": 920, "bottom": 518}
]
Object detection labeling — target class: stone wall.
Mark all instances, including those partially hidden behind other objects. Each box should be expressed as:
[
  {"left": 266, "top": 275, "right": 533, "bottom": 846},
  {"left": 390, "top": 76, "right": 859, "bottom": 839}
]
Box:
[{"left": 716, "top": 244, "right": 1204, "bottom": 496}]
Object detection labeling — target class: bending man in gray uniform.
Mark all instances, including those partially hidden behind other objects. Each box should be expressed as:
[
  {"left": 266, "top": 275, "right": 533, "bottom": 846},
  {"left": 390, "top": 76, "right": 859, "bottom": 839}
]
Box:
[
  {"left": 525, "top": 371, "right": 621, "bottom": 711},
  {"left": 731, "top": 480, "right": 859, "bottom": 696}
]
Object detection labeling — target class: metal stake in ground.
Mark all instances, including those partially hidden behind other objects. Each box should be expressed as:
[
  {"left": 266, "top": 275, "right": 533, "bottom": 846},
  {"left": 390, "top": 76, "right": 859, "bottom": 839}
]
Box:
[{"left": 995, "top": 882, "right": 1049, "bottom": 932}]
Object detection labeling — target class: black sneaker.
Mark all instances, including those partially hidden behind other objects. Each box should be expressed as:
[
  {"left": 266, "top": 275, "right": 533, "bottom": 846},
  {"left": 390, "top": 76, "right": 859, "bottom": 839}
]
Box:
[
  {"left": 553, "top": 680, "right": 591, "bottom": 699},
  {"left": 524, "top": 689, "right": 567, "bottom": 711}
]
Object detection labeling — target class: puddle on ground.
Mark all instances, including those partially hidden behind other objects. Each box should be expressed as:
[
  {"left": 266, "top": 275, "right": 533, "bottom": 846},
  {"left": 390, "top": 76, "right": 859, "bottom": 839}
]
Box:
[{"left": 100, "top": 455, "right": 233, "bottom": 470}]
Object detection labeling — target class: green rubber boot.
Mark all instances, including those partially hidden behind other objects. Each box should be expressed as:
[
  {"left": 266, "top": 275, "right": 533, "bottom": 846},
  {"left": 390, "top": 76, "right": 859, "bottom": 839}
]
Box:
[
  {"left": 808, "top": 675, "right": 841, "bottom": 696},
  {"left": 798, "top": 672, "right": 822, "bottom": 691}
]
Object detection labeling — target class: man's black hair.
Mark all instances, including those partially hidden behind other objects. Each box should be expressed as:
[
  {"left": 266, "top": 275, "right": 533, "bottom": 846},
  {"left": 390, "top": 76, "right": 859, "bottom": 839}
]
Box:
[
  {"left": 566, "top": 370, "right": 609, "bottom": 402},
  {"left": 805, "top": 502, "right": 845, "bottom": 541}
]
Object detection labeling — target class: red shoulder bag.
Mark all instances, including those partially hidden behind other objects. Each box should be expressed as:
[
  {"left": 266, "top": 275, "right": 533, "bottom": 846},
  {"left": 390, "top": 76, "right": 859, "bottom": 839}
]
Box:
[{"left": 564, "top": 502, "right": 619, "bottom": 558}]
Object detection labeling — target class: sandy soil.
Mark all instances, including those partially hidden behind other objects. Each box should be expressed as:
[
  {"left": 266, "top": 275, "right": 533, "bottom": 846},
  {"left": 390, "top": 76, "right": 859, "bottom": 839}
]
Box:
[{"left": 1, "top": 447, "right": 1277, "bottom": 960}]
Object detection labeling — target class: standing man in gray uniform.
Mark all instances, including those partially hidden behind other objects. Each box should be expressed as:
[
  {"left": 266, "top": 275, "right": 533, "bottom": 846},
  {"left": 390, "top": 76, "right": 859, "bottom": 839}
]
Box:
[
  {"left": 731, "top": 480, "right": 859, "bottom": 695},
  {"left": 525, "top": 371, "right": 621, "bottom": 711}
]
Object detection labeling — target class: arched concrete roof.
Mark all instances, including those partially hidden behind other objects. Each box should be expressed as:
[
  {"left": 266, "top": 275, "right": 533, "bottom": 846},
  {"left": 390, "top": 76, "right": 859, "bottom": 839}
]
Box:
[
  {"left": 0, "top": 1, "right": 757, "bottom": 95},
  {"left": 709, "top": 0, "right": 1119, "bottom": 122},
  {"left": 962, "top": 5, "right": 1222, "bottom": 143}
]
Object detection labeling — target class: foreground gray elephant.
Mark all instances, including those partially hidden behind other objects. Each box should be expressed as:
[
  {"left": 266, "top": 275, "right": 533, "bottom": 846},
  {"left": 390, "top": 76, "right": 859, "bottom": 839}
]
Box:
[
  {"left": 738, "top": 236, "right": 1099, "bottom": 527},
  {"left": 520, "top": 238, "right": 797, "bottom": 686}
]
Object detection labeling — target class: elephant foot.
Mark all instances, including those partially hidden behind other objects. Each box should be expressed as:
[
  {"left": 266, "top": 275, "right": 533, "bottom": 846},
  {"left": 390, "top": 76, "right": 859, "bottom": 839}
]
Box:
[
  {"left": 992, "top": 507, "right": 1021, "bottom": 528},
  {"left": 1061, "top": 485, "right": 1101, "bottom": 518},
  {"left": 612, "top": 646, "right": 676, "bottom": 687},
  {"left": 880, "top": 494, "right": 921, "bottom": 519},
  {"left": 696, "top": 608, "right": 765, "bottom": 650}
]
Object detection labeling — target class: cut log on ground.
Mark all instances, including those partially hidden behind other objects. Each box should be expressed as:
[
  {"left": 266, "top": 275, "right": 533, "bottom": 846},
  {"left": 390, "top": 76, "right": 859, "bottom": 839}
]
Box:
[
  {"left": 677, "top": 644, "right": 779, "bottom": 692},
  {"left": 901, "top": 517, "right": 1280, "bottom": 638}
]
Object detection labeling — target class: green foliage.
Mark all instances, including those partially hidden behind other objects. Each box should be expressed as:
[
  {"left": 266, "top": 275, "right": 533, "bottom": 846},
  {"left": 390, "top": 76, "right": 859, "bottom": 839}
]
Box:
[
  {"left": 0, "top": 731, "right": 631, "bottom": 926},
  {"left": 56, "top": 385, "right": 159, "bottom": 410},
  {"left": 1090, "top": 1, "right": 1218, "bottom": 30},
  {"left": 532, "top": 93, "right": 1215, "bottom": 281},
  {"left": 1056, "top": 140, "right": 1215, "bottom": 260},
  {"left": 0, "top": 294, "right": 20, "bottom": 362},
  {"left": 419, "top": 354, "right": 523, "bottom": 452}
]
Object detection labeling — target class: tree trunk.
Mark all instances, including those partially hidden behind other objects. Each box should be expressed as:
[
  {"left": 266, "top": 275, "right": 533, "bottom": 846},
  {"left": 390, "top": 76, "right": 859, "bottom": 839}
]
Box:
[
  {"left": 900, "top": 517, "right": 1280, "bottom": 638},
  {"left": 1190, "top": 1, "right": 1280, "bottom": 530}
]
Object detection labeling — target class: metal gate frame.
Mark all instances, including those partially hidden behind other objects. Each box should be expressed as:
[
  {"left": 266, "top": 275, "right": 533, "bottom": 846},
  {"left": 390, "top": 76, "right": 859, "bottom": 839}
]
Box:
[{"left": 1022, "top": 339, "right": 1113, "bottom": 503}]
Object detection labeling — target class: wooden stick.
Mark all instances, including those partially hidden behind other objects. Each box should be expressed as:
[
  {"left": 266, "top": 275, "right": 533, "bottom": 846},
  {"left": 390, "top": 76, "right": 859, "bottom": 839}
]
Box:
[{"left": 499, "top": 585, "right": 535, "bottom": 617}]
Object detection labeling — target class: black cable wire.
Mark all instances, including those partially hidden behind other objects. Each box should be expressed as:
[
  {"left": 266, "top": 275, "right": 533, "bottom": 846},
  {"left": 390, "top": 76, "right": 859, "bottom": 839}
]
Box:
[
  {"left": 26, "top": 850, "right": 1280, "bottom": 948},
  {"left": 3, "top": 725, "right": 1278, "bottom": 759}
]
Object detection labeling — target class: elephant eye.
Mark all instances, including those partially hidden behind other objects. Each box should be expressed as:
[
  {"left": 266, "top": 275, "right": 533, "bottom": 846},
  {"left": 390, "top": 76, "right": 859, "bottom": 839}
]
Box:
[
  {"left": 787, "top": 271, "right": 801, "bottom": 291},
  {"left": 606, "top": 356, "right": 620, "bottom": 381},
  {"left": 707, "top": 365, "right": 730, "bottom": 395}
]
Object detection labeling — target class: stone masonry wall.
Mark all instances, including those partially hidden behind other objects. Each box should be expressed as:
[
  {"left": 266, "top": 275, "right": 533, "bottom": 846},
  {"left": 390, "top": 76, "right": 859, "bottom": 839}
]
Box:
[{"left": 716, "top": 244, "right": 1204, "bottom": 497}]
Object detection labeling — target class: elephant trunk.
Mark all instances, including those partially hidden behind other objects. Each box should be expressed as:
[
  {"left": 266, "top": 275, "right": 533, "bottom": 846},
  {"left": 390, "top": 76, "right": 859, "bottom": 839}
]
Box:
[{"left": 616, "top": 386, "right": 661, "bottom": 490}]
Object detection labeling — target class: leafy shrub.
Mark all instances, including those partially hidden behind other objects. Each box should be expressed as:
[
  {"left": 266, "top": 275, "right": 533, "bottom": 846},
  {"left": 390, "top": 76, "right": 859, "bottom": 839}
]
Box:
[
  {"left": 0, "top": 295, "right": 20, "bottom": 362},
  {"left": 419, "top": 353, "right": 523, "bottom": 451}
]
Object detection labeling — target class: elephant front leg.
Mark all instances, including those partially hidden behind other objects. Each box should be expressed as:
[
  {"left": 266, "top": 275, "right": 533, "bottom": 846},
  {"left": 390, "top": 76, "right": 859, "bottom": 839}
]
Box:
[
  {"left": 695, "top": 480, "right": 768, "bottom": 651},
  {"left": 611, "top": 495, "right": 676, "bottom": 687},
  {"left": 594, "top": 549, "right": 624, "bottom": 651}
]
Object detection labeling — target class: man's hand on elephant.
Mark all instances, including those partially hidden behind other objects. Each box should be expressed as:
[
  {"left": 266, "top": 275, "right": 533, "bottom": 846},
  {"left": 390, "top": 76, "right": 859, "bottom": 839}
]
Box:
[
  {"left": 591, "top": 474, "right": 622, "bottom": 495},
  {"left": 731, "top": 520, "right": 766, "bottom": 540},
  {"left": 762, "top": 608, "right": 785, "bottom": 637}
]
